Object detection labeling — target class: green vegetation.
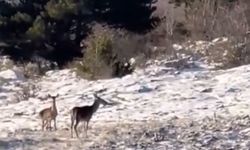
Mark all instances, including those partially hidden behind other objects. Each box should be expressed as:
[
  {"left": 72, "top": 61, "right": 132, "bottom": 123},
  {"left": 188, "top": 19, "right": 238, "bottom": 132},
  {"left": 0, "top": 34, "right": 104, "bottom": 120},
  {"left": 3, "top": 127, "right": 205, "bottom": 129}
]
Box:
[
  {"left": 0, "top": 0, "right": 249, "bottom": 78},
  {"left": 0, "top": 0, "right": 158, "bottom": 66},
  {"left": 76, "top": 29, "right": 114, "bottom": 79}
]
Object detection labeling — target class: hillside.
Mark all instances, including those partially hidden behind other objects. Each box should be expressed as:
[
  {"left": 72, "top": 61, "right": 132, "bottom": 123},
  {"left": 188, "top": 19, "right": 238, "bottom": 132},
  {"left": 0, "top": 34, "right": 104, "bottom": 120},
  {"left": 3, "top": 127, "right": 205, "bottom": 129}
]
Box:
[{"left": 1, "top": 39, "right": 250, "bottom": 149}]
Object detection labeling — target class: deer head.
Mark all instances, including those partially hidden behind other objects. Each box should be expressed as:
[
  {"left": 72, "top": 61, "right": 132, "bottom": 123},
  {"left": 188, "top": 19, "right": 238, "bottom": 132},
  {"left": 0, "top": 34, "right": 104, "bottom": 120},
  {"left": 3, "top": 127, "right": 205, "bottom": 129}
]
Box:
[
  {"left": 48, "top": 94, "right": 59, "bottom": 101},
  {"left": 93, "top": 93, "right": 110, "bottom": 105}
]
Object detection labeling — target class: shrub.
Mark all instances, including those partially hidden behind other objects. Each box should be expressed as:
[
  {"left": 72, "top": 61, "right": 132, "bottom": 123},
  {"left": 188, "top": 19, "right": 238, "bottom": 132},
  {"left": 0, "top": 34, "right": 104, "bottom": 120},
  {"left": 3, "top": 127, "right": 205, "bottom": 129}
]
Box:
[
  {"left": 22, "top": 62, "right": 41, "bottom": 78},
  {"left": 174, "top": 0, "right": 250, "bottom": 69},
  {"left": 180, "top": 36, "right": 250, "bottom": 69},
  {"left": 207, "top": 37, "right": 250, "bottom": 69},
  {"left": 185, "top": 0, "right": 249, "bottom": 40},
  {"left": 10, "top": 12, "right": 32, "bottom": 23},
  {"left": 72, "top": 25, "right": 143, "bottom": 79},
  {"left": 0, "top": 56, "right": 14, "bottom": 71},
  {"left": 74, "top": 25, "right": 114, "bottom": 79},
  {"left": 26, "top": 16, "right": 46, "bottom": 40},
  {"left": 45, "top": 0, "right": 77, "bottom": 20},
  {"left": 19, "top": 56, "right": 58, "bottom": 79}
]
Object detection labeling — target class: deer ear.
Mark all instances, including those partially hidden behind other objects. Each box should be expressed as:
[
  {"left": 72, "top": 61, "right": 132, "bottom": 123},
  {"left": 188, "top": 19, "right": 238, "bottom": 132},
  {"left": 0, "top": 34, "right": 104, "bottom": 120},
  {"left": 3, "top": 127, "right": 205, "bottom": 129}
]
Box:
[
  {"left": 56, "top": 94, "right": 59, "bottom": 97},
  {"left": 48, "top": 94, "right": 51, "bottom": 97}
]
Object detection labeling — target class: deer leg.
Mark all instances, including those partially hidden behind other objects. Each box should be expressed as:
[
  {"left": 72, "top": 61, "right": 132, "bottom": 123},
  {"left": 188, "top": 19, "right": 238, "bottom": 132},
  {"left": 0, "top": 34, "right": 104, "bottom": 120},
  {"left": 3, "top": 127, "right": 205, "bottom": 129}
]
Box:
[
  {"left": 71, "top": 117, "right": 75, "bottom": 138},
  {"left": 44, "top": 120, "right": 49, "bottom": 131},
  {"left": 47, "top": 119, "right": 52, "bottom": 131},
  {"left": 50, "top": 120, "right": 52, "bottom": 131},
  {"left": 83, "top": 122, "right": 86, "bottom": 137},
  {"left": 85, "top": 121, "right": 89, "bottom": 138},
  {"left": 74, "top": 119, "right": 80, "bottom": 138},
  {"left": 42, "top": 120, "right": 45, "bottom": 131},
  {"left": 54, "top": 118, "right": 57, "bottom": 131}
]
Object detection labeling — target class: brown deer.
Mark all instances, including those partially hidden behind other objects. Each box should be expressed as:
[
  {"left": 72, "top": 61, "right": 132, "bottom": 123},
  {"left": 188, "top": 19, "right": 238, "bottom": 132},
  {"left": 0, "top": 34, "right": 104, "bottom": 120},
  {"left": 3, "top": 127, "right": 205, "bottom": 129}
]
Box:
[
  {"left": 39, "top": 94, "right": 59, "bottom": 131},
  {"left": 70, "top": 93, "right": 110, "bottom": 138}
]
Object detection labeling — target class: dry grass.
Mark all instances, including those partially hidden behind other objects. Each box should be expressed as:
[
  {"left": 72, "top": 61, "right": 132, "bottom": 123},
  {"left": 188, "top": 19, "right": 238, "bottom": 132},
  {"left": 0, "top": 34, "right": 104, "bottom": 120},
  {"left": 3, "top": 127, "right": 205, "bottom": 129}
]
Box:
[
  {"left": 4, "top": 116, "right": 250, "bottom": 149},
  {"left": 186, "top": 0, "right": 249, "bottom": 40}
]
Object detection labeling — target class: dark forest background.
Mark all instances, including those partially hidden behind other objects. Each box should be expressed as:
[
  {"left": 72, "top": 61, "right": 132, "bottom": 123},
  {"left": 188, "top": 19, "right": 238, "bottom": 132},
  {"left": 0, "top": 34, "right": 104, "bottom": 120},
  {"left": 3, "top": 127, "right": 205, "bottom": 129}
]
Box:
[
  {"left": 0, "top": 0, "right": 249, "bottom": 78},
  {"left": 0, "top": 0, "right": 160, "bottom": 65}
]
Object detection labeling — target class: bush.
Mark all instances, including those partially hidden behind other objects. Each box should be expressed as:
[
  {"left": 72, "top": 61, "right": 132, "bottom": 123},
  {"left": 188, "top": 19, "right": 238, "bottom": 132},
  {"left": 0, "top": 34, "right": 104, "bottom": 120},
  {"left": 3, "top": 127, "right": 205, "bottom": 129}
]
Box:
[
  {"left": 183, "top": 0, "right": 250, "bottom": 68},
  {"left": 185, "top": 0, "right": 249, "bottom": 40},
  {"left": 0, "top": 0, "right": 158, "bottom": 66},
  {"left": 207, "top": 37, "right": 250, "bottom": 69},
  {"left": 0, "top": 56, "right": 14, "bottom": 71},
  {"left": 19, "top": 56, "right": 58, "bottom": 79},
  {"left": 71, "top": 25, "right": 143, "bottom": 79},
  {"left": 73, "top": 25, "right": 114, "bottom": 79},
  {"left": 26, "top": 16, "right": 46, "bottom": 40},
  {"left": 45, "top": 0, "right": 77, "bottom": 20},
  {"left": 10, "top": 12, "right": 32, "bottom": 23}
]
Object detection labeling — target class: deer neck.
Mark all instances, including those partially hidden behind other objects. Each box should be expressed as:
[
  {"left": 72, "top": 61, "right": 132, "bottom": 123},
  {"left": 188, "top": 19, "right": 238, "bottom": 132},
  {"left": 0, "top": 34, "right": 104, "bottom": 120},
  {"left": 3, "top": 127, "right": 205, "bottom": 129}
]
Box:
[
  {"left": 51, "top": 100, "right": 57, "bottom": 112},
  {"left": 92, "top": 100, "right": 100, "bottom": 113}
]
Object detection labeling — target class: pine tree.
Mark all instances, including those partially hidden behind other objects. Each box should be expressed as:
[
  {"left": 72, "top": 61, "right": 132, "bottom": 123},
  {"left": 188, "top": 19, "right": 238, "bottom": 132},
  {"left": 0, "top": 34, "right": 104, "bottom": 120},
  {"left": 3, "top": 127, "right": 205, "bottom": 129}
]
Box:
[{"left": 0, "top": 0, "right": 158, "bottom": 65}]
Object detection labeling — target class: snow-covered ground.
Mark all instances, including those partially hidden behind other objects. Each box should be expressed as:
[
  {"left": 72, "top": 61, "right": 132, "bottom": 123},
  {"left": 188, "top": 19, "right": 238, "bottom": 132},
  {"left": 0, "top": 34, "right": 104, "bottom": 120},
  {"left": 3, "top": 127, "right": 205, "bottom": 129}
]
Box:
[
  {"left": 1, "top": 58, "right": 250, "bottom": 133},
  {"left": 1, "top": 38, "right": 250, "bottom": 149}
]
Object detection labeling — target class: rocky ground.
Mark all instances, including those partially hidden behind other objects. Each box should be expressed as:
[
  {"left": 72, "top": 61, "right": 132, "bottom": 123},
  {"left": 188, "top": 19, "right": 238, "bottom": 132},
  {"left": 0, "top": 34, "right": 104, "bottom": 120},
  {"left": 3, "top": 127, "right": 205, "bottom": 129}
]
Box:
[{"left": 2, "top": 116, "right": 250, "bottom": 150}]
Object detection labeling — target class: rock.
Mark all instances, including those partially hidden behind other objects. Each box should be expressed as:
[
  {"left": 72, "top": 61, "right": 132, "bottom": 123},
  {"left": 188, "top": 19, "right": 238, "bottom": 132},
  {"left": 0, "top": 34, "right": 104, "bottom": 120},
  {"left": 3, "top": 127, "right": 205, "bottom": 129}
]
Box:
[
  {"left": 13, "top": 112, "right": 24, "bottom": 116},
  {"left": 226, "top": 87, "right": 241, "bottom": 93},
  {"left": 129, "top": 58, "right": 136, "bottom": 66},
  {"left": 200, "top": 134, "right": 218, "bottom": 146},
  {"left": 173, "top": 44, "right": 183, "bottom": 51},
  {"left": 239, "top": 128, "right": 250, "bottom": 135},
  {"left": 8, "top": 93, "right": 20, "bottom": 104},
  {"left": 0, "top": 69, "right": 25, "bottom": 81},
  {"left": 212, "top": 37, "right": 228, "bottom": 43},
  {"left": 164, "top": 58, "right": 195, "bottom": 69},
  {"left": 138, "top": 85, "right": 153, "bottom": 93},
  {"left": 201, "top": 88, "right": 213, "bottom": 93}
]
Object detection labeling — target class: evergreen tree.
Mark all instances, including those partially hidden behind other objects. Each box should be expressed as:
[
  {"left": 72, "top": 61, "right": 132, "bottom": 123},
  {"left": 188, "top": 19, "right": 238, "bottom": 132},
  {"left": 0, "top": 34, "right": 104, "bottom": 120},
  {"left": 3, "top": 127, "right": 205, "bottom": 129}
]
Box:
[
  {"left": 0, "top": 0, "right": 158, "bottom": 66},
  {"left": 92, "top": 0, "right": 159, "bottom": 32}
]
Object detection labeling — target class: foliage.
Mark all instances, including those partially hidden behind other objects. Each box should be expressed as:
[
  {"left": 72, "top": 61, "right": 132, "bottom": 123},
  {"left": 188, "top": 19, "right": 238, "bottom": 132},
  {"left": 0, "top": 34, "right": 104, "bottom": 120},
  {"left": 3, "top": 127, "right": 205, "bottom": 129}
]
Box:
[
  {"left": 10, "top": 12, "right": 32, "bottom": 23},
  {"left": 0, "top": 0, "right": 159, "bottom": 67},
  {"left": 0, "top": 56, "right": 15, "bottom": 71},
  {"left": 167, "top": 0, "right": 250, "bottom": 69},
  {"left": 72, "top": 25, "right": 145, "bottom": 79},
  {"left": 75, "top": 27, "right": 114, "bottom": 79},
  {"left": 92, "top": 0, "right": 160, "bottom": 32},
  {"left": 45, "top": 0, "right": 78, "bottom": 20},
  {"left": 26, "top": 16, "right": 46, "bottom": 40}
]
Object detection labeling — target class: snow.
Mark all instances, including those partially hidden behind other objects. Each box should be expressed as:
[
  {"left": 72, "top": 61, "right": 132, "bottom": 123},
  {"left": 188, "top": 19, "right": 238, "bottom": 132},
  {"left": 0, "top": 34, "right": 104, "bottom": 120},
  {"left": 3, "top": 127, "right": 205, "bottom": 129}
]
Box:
[
  {"left": 0, "top": 68, "right": 24, "bottom": 81},
  {"left": 0, "top": 59, "right": 250, "bottom": 138}
]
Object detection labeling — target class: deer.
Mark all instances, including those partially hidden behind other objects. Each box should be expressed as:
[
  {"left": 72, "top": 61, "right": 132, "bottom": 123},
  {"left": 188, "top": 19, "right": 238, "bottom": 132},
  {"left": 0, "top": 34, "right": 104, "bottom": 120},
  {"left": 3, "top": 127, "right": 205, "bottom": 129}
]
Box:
[
  {"left": 70, "top": 93, "right": 110, "bottom": 138},
  {"left": 39, "top": 94, "right": 59, "bottom": 131}
]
